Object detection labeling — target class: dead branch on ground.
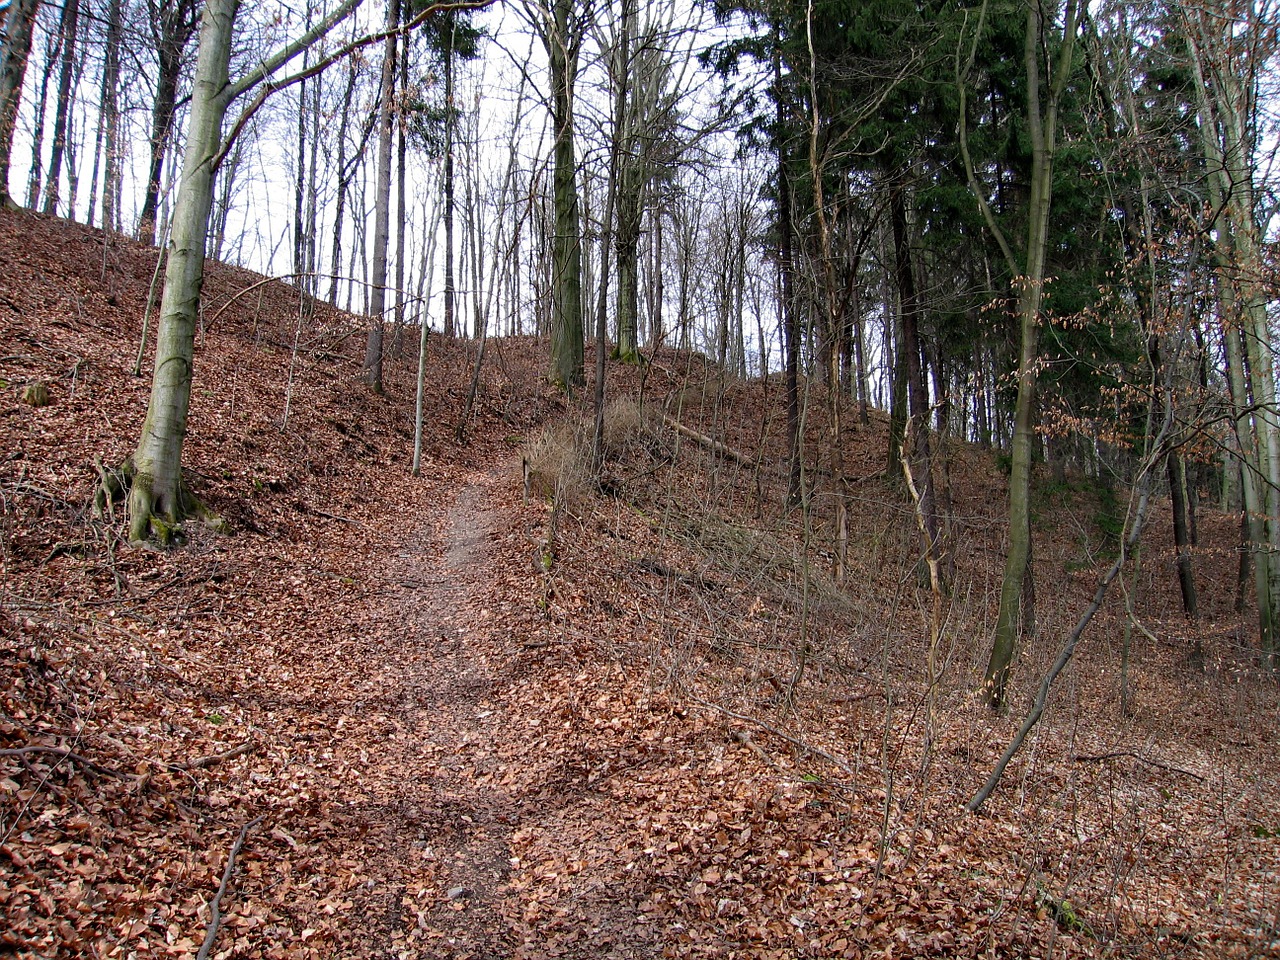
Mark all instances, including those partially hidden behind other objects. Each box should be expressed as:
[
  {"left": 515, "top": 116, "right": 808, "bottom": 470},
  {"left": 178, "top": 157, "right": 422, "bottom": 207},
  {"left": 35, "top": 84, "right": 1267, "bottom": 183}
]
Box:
[{"left": 196, "top": 814, "right": 265, "bottom": 960}]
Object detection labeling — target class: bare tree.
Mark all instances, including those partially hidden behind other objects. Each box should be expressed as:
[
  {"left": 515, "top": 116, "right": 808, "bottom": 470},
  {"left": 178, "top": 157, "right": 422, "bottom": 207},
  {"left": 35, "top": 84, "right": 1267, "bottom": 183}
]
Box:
[
  {"left": 522, "top": 0, "right": 586, "bottom": 389},
  {"left": 42, "top": 0, "right": 81, "bottom": 216},
  {"left": 364, "top": 0, "right": 399, "bottom": 393},
  {"left": 137, "top": 0, "right": 201, "bottom": 245},
  {"left": 960, "top": 0, "right": 1082, "bottom": 712},
  {"left": 0, "top": 0, "right": 40, "bottom": 209}
]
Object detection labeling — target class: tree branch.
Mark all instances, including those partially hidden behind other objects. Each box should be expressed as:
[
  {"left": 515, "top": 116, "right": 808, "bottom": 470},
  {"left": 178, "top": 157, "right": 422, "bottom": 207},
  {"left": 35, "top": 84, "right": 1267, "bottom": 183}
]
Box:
[
  {"left": 217, "top": 0, "right": 499, "bottom": 170},
  {"left": 196, "top": 815, "right": 265, "bottom": 960},
  {"left": 0, "top": 745, "right": 130, "bottom": 778}
]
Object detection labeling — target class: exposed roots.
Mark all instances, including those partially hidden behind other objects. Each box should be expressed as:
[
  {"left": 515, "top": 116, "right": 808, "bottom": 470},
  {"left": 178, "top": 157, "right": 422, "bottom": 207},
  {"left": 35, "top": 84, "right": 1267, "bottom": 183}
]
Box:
[{"left": 94, "top": 458, "right": 229, "bottom": 546}]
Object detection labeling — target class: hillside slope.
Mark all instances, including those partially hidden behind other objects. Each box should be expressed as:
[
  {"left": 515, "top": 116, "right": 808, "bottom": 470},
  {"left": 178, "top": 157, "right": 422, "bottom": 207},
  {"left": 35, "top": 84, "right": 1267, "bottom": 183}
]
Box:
[{"left": 2, "top": 208, "right": 1278, "bottom": 959}]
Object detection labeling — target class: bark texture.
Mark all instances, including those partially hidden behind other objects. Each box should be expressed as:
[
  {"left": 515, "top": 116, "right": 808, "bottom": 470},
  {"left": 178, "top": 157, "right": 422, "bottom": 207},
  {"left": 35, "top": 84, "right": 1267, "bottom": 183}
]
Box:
[
  {"left": 0, "top": 0, "right": 39, "bottom": 209},
  {"left": 128, "top": 0, "right": 239, "bottom": 543}
]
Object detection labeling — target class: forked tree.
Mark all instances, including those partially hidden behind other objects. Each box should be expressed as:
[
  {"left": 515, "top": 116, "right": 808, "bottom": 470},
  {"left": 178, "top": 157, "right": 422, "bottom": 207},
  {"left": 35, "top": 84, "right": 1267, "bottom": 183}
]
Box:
[
  {"left": 959, "top": 0, "right": 1081, "bottom": 712},
  {"left": 109, "top": 0, "right": 493, "bottom": 543}
]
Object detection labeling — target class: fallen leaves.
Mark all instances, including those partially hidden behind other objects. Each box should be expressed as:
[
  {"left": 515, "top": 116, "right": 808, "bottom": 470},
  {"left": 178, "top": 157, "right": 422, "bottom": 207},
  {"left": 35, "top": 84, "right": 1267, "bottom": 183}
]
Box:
[{"left": 3, "top": 208, "right": 1279, "bottom": 959}]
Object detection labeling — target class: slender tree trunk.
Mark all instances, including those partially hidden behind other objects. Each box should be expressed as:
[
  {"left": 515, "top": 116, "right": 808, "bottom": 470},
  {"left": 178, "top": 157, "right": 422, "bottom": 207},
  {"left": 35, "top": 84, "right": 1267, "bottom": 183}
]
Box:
[
  {"left": 26, "top": 28, "right": 60, "bottom": 210},
  {"left": 466, "top": 129, "right": 483, "bottom": 339},
  {"left": 413, "top": 199, "right": 441, "bottom": 475},
  {"left": 651, "top": 204, "right": 664, "bottom": 345},
  {"left": 0, "top": 0, "right": 39, "bottom": 209},
  {"left": 63, "top": 51, "right": 83, "bottom": 214},
  {"left": 139, "top": 1, "right": 197, "bottom": 245},
  {"left": 443, "top": 24, "right": 456, "bottom": 337},
  {"left": 392, "top": 0, "right": 409, "bottom": 358},
  {"left": 890, "top": 185, "right": 942, "bottom": 572},
  {"left": 364, "top": 0, "right": 398, "bottom": 393},
  {"left": 328, "top": 49, "right": 362, "bottom": 305},
  {"left": 1168, "top": 450, "right": 1198, "bottom": 617},
  {"left": 1188, "top": 11, "right": 1279, "bottom": 668},
  {"left": 87, "top": 0, "right": 124, "bottom": 228},
  {"left": 547, "top": 0, "right": 584, "bottom": 389},
  {"left": 593, "top": 0, "right": 631, "bottom": 466},
  {"left": 775, "top": 40, "right": 800, "bottom": 505},
  {"left": 43, "top": 0, "right": 81, "bottom": 216},
  {"left": 210, "top": 135, "right": 243, "bottom": 261},
  {"left": 127, "top": 0, "right": 239, "bottom": 542},
  {"left": 304, "top": 68, "right": 321, "bottom": 292},
  {"left": 100, "top": 0, "right": 125, "bottom": 230},
  {"left": 982, "top": 0, "right": 1079, "bottom": 712},
  {"left": 292, "top": 43, "right": 309, "bottom": 290}
]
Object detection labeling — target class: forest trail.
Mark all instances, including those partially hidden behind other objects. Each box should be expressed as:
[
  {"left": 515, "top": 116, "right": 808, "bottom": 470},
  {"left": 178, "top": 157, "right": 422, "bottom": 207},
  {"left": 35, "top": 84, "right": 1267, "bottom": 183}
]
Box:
[{"left": 334, "top": 461, "right": 531, "bottom": 958}]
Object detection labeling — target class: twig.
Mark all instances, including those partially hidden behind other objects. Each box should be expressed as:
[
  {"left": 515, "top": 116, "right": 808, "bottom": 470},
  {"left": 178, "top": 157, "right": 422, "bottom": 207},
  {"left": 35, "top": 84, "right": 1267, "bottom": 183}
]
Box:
[
  {"left": 731, "top": 729, "right": 784, "bottom": 773},
  {"left": 689, "top": 695, "right": 852, "bottom": 775},
  {"left": 1071, "top": 751, "right": 1205, "bottom": 783},
  {"left": 0, "top": 745, "right": 129, "bottom": 778},
  {"left": 196, "top": 815, "right": 265, "bottom": 960},
  {"left": 169, "top": 741, "right": 256, "bottom": 772}
]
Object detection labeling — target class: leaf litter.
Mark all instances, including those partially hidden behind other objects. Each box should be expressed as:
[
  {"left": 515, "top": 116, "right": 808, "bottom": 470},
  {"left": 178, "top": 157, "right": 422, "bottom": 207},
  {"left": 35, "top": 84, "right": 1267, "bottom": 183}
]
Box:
[{"left": 2, "top": 207, "right": 1279, "bottom": 958}]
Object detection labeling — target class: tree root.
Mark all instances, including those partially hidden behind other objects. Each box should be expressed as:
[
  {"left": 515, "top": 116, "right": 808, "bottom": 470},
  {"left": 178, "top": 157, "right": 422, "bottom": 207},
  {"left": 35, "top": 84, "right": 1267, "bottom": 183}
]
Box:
[{"left": 94, "top": 457, "right": 229, "bottom": 545}]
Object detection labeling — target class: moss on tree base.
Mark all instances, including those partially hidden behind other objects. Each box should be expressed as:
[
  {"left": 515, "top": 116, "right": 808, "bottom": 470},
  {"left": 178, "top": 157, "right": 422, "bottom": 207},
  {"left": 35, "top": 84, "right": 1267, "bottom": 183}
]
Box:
[{"left": 94, "top": 458, "right": 229, "bottom": 545}]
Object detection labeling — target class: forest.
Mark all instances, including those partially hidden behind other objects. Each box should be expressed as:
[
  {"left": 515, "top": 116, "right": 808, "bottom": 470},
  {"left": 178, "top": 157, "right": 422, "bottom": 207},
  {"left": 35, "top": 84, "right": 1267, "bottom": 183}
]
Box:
[{"left": 1, "top": 0, "right": 1279, "bottom": 956}]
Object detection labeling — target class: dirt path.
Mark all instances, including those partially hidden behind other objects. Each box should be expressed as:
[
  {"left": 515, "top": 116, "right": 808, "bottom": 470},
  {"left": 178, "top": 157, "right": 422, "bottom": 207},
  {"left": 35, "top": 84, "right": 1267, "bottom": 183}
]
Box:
[{"left": 334, "top": 465, "right": 528, "bottom": 958}]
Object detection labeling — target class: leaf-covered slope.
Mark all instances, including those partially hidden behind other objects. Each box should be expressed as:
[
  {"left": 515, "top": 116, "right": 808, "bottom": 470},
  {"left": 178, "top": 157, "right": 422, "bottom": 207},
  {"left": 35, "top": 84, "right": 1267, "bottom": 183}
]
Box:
[{"left": 2, "top": 207, "right": 1278, "bottom": 959}]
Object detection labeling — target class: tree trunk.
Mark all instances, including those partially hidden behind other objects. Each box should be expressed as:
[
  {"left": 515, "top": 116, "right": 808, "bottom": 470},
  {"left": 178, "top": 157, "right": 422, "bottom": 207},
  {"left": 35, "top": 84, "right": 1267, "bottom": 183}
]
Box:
[
  {"left": 364, "top": 0, "right": 398, "bottom": 393},
  {"left": 1168, "top": 450, "right": 1198, "bottom": 617},
  {"left": 1188, "top": 9, "right": 1279, "bottom": 669},
  {"left": 982, "top": 0, "right": 1079, "bottom": 712},
  {"left": 139, "top": 0, "right": 198, "bottom": 246},
  {"left": 547, "top": 0, "right": 584, "bottom": 390},
  {"left": 443, "top": 25, "right": 456, "bottom": 337},
  {"left": 128, "top": 0, "right": 239, "bottom": 543},
  {"left": 43, "top": 0, "right": 81, "bottom": 217},
  {"left": 392, "top": 0, "right": 409, "bottom": 358},
  {"left": 292, "top": 44, "right": 309, "bottom": 289},
  {"left": 99, "top": 0, "right": 125, "bottom": 230},
  {"left": 614, "top": 156, "right": 642, "bottom": 362},
  {"left": 87, "top": 0, "right": 124, "bottom": 228},
  {"left": 0, "top": 0, "right": 39, "bottom": 209},
  {"left": 890, "top": 184, "right": 941, "bottom": 571},
  {"left": 328, "top": 49, "right": 362, "bottom": 305},
  {"left": 774, "top": 40, "right": 800, "bottom": 506},
  {"left": 593, "top": 0, "right": 631, "bottom": 466},
  {"left": 25, "top": 27, "right": 60, "bottom": 210}
]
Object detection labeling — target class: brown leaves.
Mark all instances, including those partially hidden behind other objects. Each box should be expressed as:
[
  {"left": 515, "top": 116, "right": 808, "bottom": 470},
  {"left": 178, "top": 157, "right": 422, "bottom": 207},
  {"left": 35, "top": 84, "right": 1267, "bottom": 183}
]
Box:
[{"left": 2, "top": 208, "right": 1278, "bottom": 959}]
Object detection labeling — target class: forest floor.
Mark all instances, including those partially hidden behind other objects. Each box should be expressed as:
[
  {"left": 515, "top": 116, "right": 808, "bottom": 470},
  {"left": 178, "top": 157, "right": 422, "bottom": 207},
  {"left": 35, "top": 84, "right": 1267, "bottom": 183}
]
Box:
[{"left": 3, "top": 207, "right": 1280, "bottom": 959}]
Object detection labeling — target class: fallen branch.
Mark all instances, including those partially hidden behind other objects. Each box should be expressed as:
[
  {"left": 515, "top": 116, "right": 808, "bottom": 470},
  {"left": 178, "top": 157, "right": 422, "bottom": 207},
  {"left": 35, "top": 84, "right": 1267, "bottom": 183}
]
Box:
[
  {"left": 731, "top": 729, "right": 784, "bottom": 773},
  {"left": 1071, "top": 751, "right": 1205, "bottom": 783},
  {"left": 196, "top": 815, "right": 265, "bottom": 960},
  {"left": 662, "top": 416, "right": 757, "bottom": 468},
  {"left": 660, "top": 416, "right": 882, "bottom": 485},
  {"left": 689, "top": 695, "right": 852, "bottom": 775},
  {"left": 169, "top": 741, "right": 256, "bottom": 772},
  {"left": 0, "top": 745, "right": 130, "bottom": 778},
  {"left": 968, "top": 475, "right": 1159, "bottom": 813}
]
